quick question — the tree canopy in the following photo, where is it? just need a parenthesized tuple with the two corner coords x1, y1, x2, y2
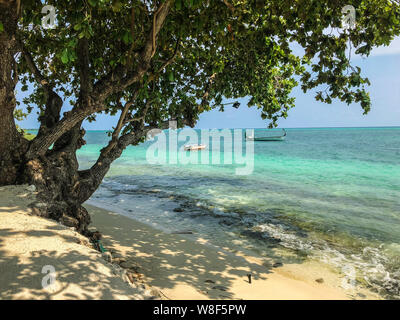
(17, 0, 400, 136)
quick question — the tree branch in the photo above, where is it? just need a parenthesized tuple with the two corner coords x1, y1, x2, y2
(222, 0, 235, 12)
(25, 104, 99, 159)
(100, 100, 135, 156)
(18, 40, 64, 138)
(76, 111, 194, 203)
(201, 73, 217, 106)
(77, 37, 92, 106)
(124, 99, 151, 124)
(91, 0, 173, 101)
(157, 35, 181, 73)
(18, 40, 49, 87)
(76, 128, 146, 202)
(25, 0, 173, 159)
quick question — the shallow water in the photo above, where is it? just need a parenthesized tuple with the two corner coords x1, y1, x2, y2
(79, 127, 400, 298)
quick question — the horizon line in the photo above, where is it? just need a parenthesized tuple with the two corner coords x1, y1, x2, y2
(24, 125, 400, 131)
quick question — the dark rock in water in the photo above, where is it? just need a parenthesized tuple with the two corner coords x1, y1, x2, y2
(263, 236, 281, 244)
(173, 207, 184, 212)
(296, 230, 308, 238)
(212, 285, 228, 291)
(315, 278, 324, 284)
(205, 279, 215, 284)
(171, 230, 193, 234)
(240, 230, 265, 240)
(273, 262, 283, 268)
(219, 218, 238, 226)
(180, 202, 192, 209)
(241, 230, 281, 244)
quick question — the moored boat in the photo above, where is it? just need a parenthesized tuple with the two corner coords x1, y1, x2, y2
(184, 144, 207, 151)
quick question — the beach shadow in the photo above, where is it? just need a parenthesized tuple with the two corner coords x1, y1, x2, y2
(0, 210, 139, 300)
(89, 207, 308, 300)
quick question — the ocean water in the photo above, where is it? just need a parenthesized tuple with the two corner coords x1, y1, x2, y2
(78, 127, 400, 298)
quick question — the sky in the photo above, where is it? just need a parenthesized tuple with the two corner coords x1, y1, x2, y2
(17, 37, 400, 130)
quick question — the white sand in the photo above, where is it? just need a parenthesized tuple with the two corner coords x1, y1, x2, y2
(87, 204, 381, 300)
(0, 185, 153, 300)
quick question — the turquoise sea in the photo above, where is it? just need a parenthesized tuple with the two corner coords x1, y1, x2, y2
(76, 127, 400, 298)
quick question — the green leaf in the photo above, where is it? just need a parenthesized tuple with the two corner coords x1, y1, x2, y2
(0, 22, 3, 33)
(61, 49, 69, 64)
(122, 31, 131, 45)
(112, 1, 122, 12)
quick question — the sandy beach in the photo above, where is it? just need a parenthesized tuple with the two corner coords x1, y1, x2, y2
(0, 185, 155, 300)
(88, 204, 382, 300)
(0, 185, 380, 300)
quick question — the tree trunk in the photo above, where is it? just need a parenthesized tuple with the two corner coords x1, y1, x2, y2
(24, 156, 92, 236)
(0, 2, 90, 235)
(0, 1, 27, 185)
(24, 122, 94, 236)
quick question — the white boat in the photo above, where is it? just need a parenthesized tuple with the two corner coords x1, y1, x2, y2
(184, 144, 206, 151)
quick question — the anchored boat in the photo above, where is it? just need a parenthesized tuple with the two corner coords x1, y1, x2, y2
(245, 128, 287, 141)
(184, 144, 207, 151)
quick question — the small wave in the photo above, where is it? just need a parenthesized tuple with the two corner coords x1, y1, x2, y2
(254, 223, 400, 298)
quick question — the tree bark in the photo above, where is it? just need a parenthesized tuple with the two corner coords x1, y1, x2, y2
(0, 1, 27, 185)
(77, 130, 144, 203)
(24, 122, 93, 235)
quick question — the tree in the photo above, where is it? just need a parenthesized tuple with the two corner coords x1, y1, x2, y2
(0, 0, 399, 235)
